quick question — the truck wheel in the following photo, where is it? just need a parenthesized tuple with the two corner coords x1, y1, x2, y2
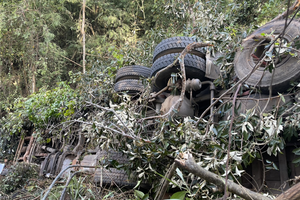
(153, 36, 206, 62)
(234, 20, 300, 94)
(115, 65, 151, 82)
(94, 150, 136, 187)
(151, 53, 207, 90)
(114, 79, 145, 95)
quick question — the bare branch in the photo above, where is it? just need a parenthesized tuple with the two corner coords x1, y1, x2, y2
(60, 55, 82, 68)
(224, 83, 242, 199)
(42, 165, 98, 200)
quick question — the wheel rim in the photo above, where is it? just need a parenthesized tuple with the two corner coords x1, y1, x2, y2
(250, 36, 292, 71)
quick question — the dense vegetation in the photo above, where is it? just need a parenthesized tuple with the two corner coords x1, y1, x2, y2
(1, 0, 300, 199)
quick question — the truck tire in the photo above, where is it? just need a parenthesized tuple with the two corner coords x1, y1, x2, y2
(153, 36, 206, 62)
(234, 20, 300, 94)
(114, 79, 145, 95)
(115, 65, 151, 82)
(92, 150, 135, 187)
(151, 53, 207, 90)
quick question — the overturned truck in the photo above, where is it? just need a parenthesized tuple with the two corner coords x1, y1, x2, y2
(113, 20, 300, 197)
(10, 19, 300, 199)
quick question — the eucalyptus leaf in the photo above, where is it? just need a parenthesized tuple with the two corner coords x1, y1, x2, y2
(170, 191, 187, 200)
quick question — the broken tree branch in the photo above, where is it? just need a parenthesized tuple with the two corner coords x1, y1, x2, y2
(270, 0, 300, 23)
(60, 171, 81, 200)
(175, 152, 271, 200)
(275, 182, 300, 200)
(176, 43, 212, 112)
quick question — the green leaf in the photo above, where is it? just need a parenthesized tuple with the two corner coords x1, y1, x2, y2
(141, 193, 149, 200)
(278, 93, 285, 103)
(102, 191, 114, 199)
(176, 168, 184, 182)
(273, 162, 279, 170)
(133, 180, 141, 189)
(292, 157, 300, 164)
(26, 185, 35, 191)
(170, 191, 187, 200)
(134, 190, 145, 199)
(293, 147, 300, 155)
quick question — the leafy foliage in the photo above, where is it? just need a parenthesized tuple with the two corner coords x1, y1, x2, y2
(0, 82, 79, 159)
(0, 0, 69, 106)
(0, 163, 39, 194)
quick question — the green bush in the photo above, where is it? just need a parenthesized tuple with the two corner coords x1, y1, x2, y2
(0, 163, 39, 194)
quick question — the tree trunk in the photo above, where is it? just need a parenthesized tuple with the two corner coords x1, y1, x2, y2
(175, 152, 271, 200)
(32, 64, 36, 93)
(82, 0, 86, 74)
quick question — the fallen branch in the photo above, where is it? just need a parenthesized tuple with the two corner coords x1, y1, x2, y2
(175, 152, 271, 200)
(176, 42, 212, 113)
(270, 0, 300, 23)
(275, 182, 300, 200)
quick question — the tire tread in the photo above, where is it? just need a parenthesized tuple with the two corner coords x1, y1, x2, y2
(115, 65, 151, 82)
(153, 36, 206, 62)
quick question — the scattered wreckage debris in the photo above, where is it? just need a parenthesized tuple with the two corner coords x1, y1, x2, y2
(11, 136, 138, 188)
(40, 148, 136, 187)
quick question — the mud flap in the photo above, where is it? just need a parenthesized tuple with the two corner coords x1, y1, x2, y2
(205, 49, 220, 80)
